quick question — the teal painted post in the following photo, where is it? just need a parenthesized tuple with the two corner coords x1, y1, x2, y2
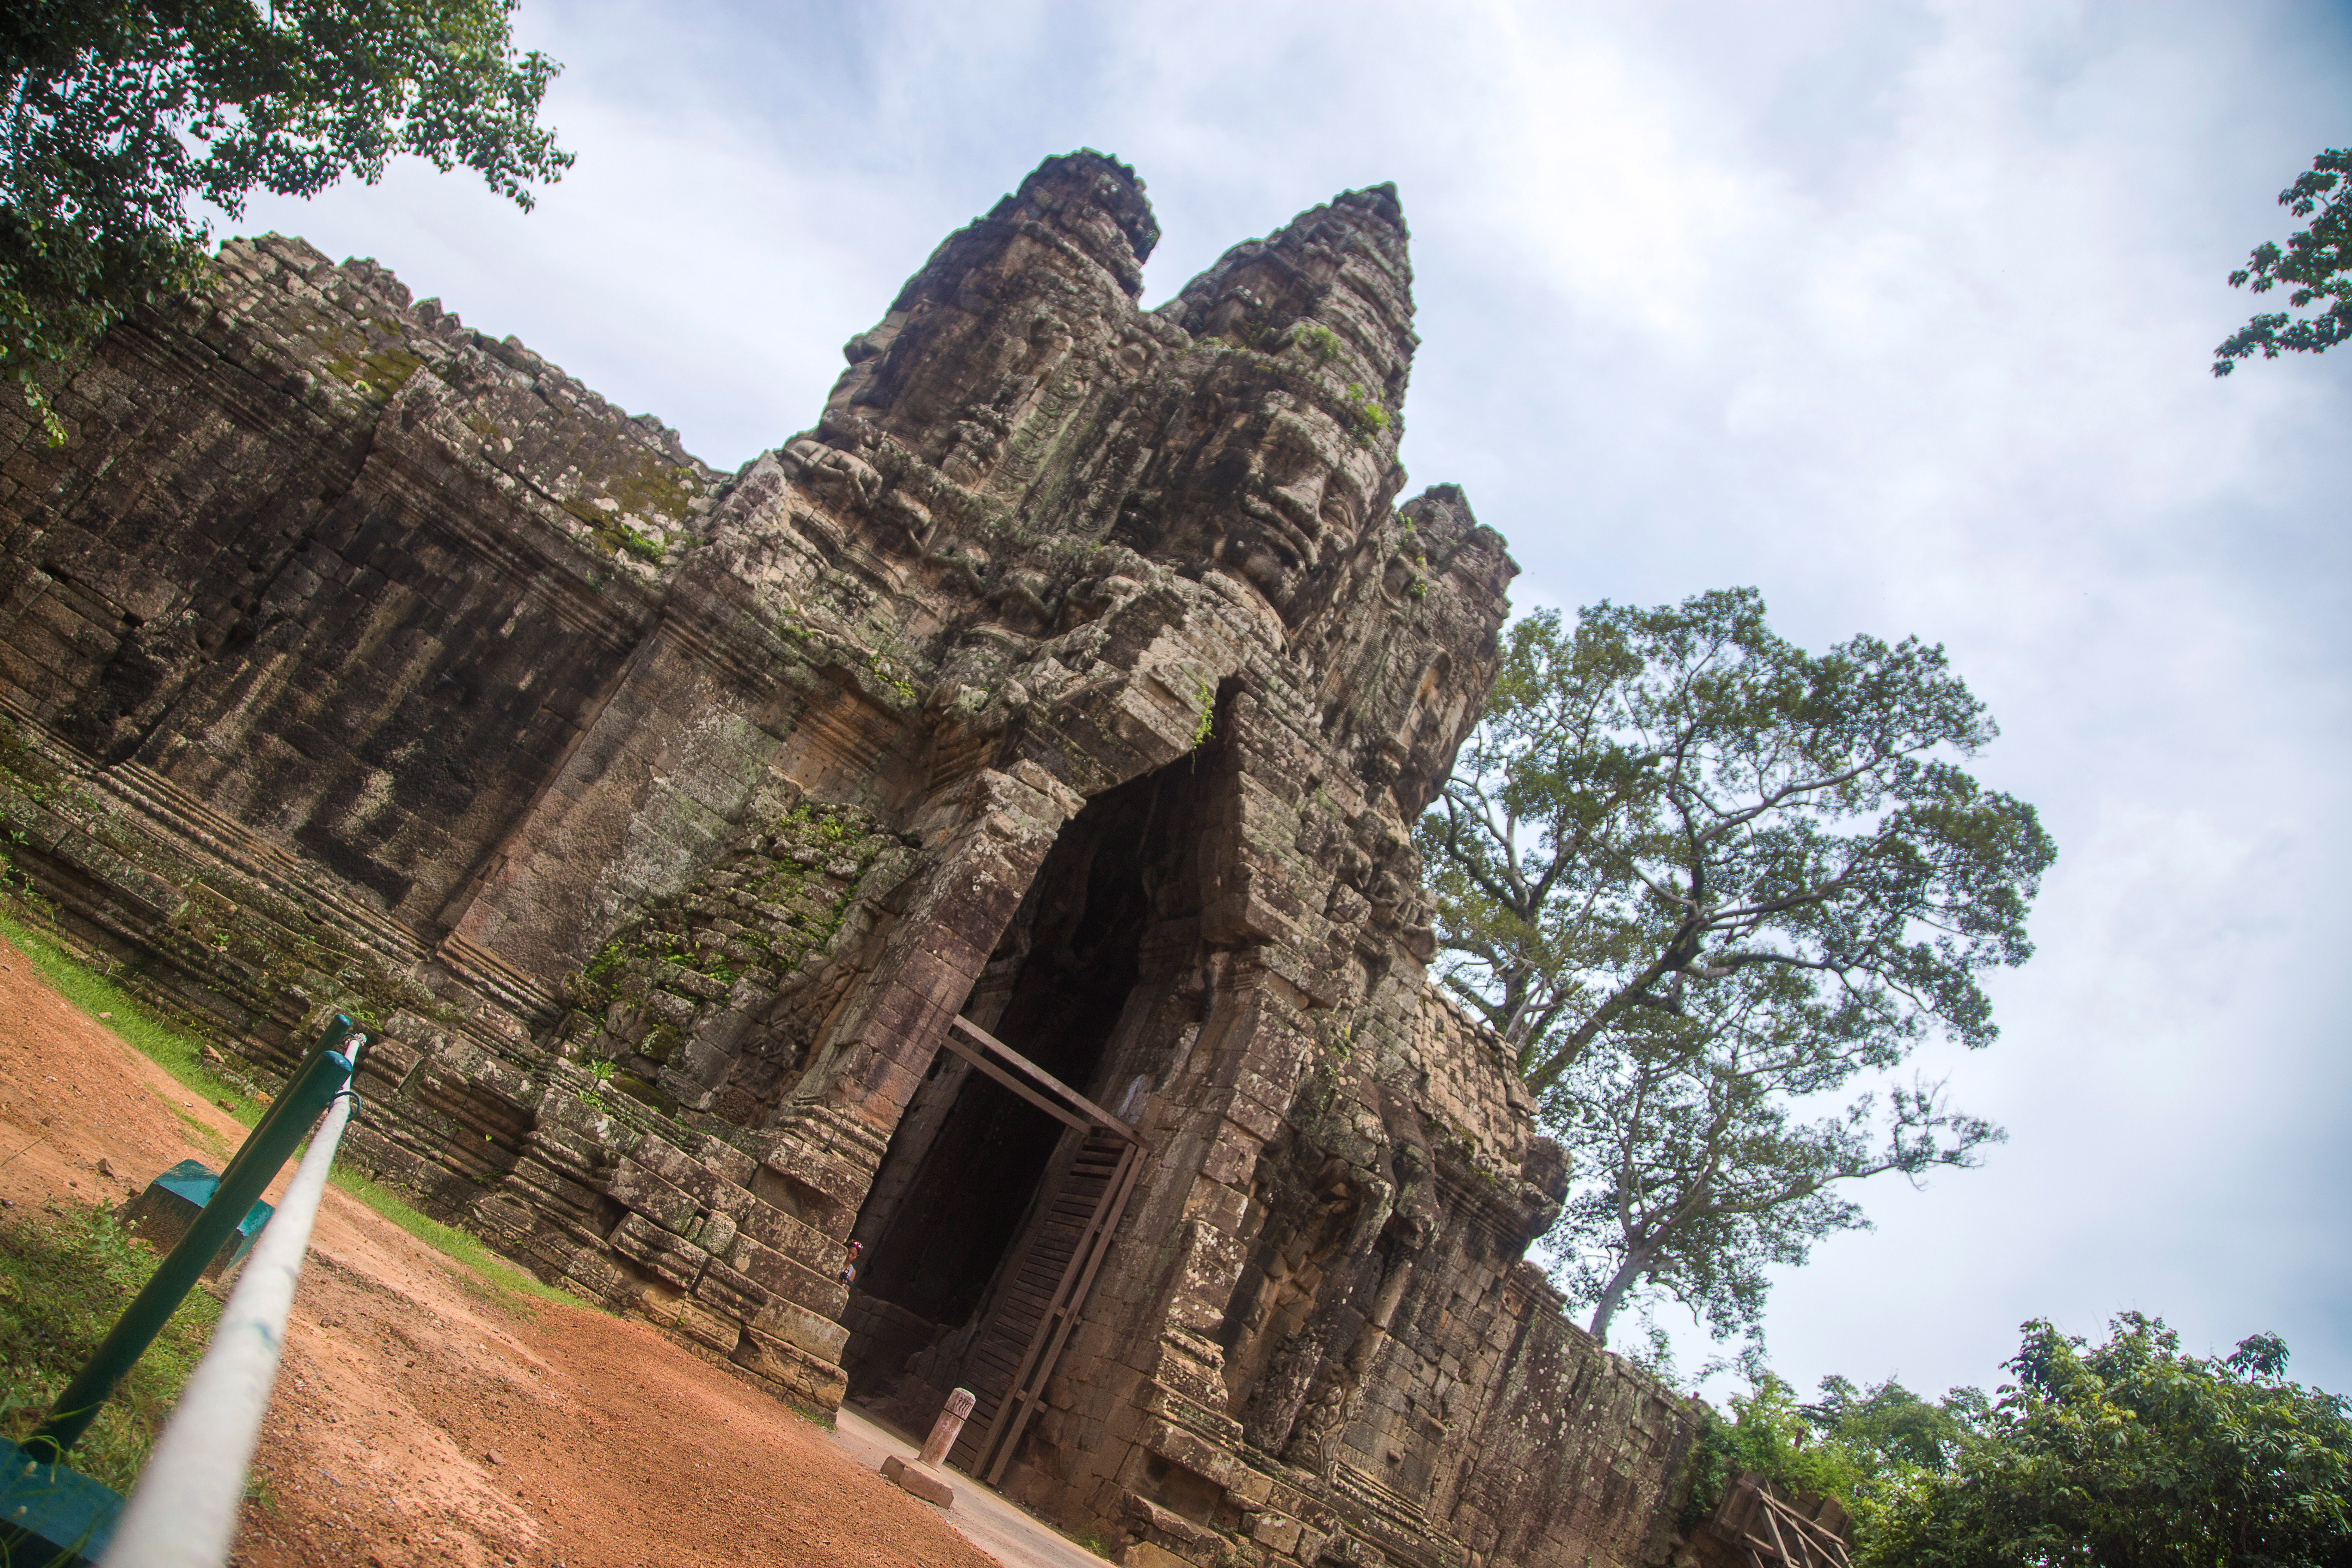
(18, 1019, 359, 1464)
(214, 1014, 355, 1194)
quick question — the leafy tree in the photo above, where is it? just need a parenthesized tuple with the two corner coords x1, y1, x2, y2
(1547, 1019, 2006, 1345)
(0, 0, 572, 438)
(1687, 1373, 1870, 1521)
(1803, 1375, 1978, 1479)
(1861, 1315, 2352, 1568)
(1418, 588, 2053, 1344)
(2214, 148, 2350, 377)
(1678, 1365, 1989, 1538)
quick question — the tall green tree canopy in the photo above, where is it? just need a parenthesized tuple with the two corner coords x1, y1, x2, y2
(1861, 1316, 2352, 1568)
(2214, 147, 2350, 376)
(1418, 589, 2053, 1344)
(1675, 1369, 1981, 1536)
(0, 0, 572, 435)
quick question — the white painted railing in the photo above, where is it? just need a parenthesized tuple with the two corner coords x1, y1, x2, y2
(100, 1063, 363, 1568)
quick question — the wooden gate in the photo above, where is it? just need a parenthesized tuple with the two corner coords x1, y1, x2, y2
(1701, 1475, 1853, 1568)
(934, 1014, 1145, 1486)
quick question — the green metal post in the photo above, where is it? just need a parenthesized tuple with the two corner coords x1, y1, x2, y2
(213, 1013, 355, 1194)
(18, 1024, 358, 1464)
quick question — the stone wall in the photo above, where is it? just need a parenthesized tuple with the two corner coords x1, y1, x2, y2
(0, 236, 712, 941)
(0, 151, 1704, 1566)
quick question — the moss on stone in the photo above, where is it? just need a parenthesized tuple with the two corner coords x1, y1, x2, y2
(310, 322, 425, 403)
(602, 450, 703, 524)
(561, 799, 903, 1080)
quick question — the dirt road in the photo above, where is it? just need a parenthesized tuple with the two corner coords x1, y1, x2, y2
(0, 933, 1002, 1568)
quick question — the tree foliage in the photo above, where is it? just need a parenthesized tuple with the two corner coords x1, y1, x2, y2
(1677, 1368, 1985, 1540)
(2214, 147, 2350, 377)
(1547, 1017, 2007, 1344)
(0, 0, 572, 436)
(1681, 1373, 1875, 1529)
(1861, 1316, 2352, 1568)
(1804, 1374, 1980, 1480)
(1418, 588, 2053, 1344)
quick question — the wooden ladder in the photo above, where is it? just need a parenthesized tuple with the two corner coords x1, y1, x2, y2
(935, 1015, 1145, 1486)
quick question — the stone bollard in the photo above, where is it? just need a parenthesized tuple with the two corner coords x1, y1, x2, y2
(880, 1387, 975, 1507)
(921, 1387, 976, 1467)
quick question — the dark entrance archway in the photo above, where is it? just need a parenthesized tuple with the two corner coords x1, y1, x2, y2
(838, 748, 1216, 1473)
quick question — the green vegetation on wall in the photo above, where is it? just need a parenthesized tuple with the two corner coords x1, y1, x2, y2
(568, 799, 910, 1110)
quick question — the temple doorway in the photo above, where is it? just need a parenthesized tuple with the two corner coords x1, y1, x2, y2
(839, 751, 1212, 1474)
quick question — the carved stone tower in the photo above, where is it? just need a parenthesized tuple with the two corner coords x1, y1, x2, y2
(0, 152, 1700, 1567)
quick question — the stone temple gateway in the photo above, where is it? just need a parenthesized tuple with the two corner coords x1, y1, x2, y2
(0, 153, 1708, 1565)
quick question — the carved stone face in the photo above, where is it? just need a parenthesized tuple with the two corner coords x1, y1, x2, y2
(1153, 385, 1384, 627)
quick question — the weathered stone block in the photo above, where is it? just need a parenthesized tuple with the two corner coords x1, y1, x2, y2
(608, 1211, 708, 1292)
(725, 1228, 848, 1317)
(879, 1453, 954, 1506)
(1250, 1512, 1304, 1556)
(734, 1189, 848, 1277)
(639, 1284, 742, 1354)
(691, 1132, 758, 1188)
(746, 1285, 851, 1360)
(735, 1326, 848, 1408)
(1120, 1544, 1194, 1568)
(354, 1034, 421, 1088)
(605, 1159, 699, 1235)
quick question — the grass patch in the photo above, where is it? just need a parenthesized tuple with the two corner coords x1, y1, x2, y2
(0, 1199, 220, 1493)
(0, 906, 266, 1130)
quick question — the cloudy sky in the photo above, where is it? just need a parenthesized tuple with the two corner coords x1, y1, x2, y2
(232, 0, 2352, 1402)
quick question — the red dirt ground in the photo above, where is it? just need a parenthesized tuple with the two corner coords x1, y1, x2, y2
(0, 933, 1000, 1568)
